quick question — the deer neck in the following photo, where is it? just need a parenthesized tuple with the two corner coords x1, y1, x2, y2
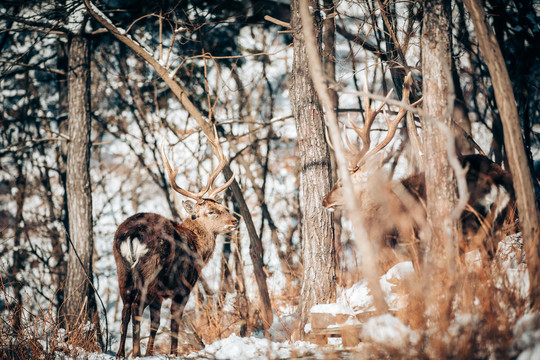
(181, 217, 216, 263)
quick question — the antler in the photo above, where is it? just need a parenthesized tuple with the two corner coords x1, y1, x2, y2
(343, 73, 421, 170)
(161, 126, 235, 202)
(345, 83, 394, 168)
(205, 126, 236, 199)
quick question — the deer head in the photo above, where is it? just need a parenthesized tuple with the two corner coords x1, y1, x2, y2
(323, 73, 420, 210)
(160, 126, 238, 230)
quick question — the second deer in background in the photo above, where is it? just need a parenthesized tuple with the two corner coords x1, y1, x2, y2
(323, 76, 517, 272)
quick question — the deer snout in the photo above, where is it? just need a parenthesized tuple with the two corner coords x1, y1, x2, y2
(322, 197, 335, 211)
(225, 218, 239, 231)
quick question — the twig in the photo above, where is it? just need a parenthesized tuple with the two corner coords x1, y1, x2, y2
(264, 15, 291, 28)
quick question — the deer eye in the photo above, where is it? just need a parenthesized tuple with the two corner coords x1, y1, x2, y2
(207, 210, 215, 215)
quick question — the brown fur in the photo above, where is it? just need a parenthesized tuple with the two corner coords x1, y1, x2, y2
(114, 200, 238, 357)
(323, 154, 517, 272)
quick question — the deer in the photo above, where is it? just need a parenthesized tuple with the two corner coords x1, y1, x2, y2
(113, 128, 239, 358)
(323, 75, 517, 272)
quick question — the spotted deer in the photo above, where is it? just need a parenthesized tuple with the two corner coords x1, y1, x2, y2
(323, 75, 516, 272)
(114, 128, 239, 357)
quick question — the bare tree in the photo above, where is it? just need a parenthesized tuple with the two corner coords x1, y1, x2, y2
(421, 0, 460, 263)
(419, 0, 460, 337)
(60, 30, 102, 347)
(290, 0, 336, 337)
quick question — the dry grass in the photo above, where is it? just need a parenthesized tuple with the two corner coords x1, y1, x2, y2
(337, 207, 528, 358)
(0, 279, 102, 359)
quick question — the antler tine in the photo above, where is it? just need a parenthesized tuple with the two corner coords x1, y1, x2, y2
(206, 169, 236, 199)
(361, 74, 414, 163)
(325, 119, 364, 171)
(201, 125, 235, 199)
(345, 116, 369, 168)
(347, 88, 394, 168)
(161, 140, 204, 202)
(355, 88, 394, 149)
(367, 88, 394, 128)
(362, 108, 404, 161)
(324, 127, 335, 152)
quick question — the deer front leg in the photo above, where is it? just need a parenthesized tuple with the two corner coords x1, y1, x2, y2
(146, 301, 162, 356)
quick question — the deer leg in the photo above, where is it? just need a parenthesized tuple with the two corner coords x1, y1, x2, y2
(131, 300, 143, 357)
(117, 303, 131, 358)
(146, 301, 162, 356)
(169, 300, 186, 356)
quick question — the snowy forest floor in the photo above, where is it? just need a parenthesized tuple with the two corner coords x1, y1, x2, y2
(2, 234, 540, 360)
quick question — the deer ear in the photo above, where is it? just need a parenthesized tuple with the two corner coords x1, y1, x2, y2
(183, 200, 198, 217)
(213, 195, 223, 204)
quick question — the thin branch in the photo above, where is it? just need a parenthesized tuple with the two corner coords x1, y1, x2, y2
(0, 61, 65, 75)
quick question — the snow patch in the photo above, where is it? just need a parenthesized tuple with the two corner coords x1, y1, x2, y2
(186, 333, 319, 360)
(311, 303, 355, 316)
(361, 314, 419, 349)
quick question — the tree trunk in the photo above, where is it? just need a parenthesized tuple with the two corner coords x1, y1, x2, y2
(290, 0, 336, 338)
(463, 0, 540, 309)
(10, 159, 26, 335)
(421, 0, 460, 263)
(55, 36, 69, 321)
(323, 0, 343, 283)
(61, 34, 102, 347)
(420, 0, 460, 339)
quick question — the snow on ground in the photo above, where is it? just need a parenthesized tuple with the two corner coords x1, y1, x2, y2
(58, 334, 323, 360)
(336, 260, 415, 314)
(360, 314, 419, 350)
(513, 312, 540, 360)
(186, 334, 320, 360)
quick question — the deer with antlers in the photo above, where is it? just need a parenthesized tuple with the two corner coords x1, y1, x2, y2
(323, 74, 516, 272)
(113, 128, 238, 357)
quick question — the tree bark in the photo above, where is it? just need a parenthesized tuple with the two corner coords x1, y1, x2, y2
(463, 0, 540, 309)
(421, 0, 460, 263)
(10, 159, 26, 335)
(323, 0, 343, 282)
(290, 0, 336, 338)
(61, 34, 101, 346)
(55, 35, 69, 322)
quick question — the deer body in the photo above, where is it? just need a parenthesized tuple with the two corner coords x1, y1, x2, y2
(322, 74, 517, 271)
(323, 154, 517, 272)
(114, 203, 238, 357)
(114, 127, 238, 357)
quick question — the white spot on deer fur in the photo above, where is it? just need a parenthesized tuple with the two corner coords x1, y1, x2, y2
(478, 184, 499, 212)
(120, 237, 148, 269)
(493, 185, 511, 220)
(478, 184, 510, 220)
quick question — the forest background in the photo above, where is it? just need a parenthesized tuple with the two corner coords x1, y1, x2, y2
(1, 0, 539, 358)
